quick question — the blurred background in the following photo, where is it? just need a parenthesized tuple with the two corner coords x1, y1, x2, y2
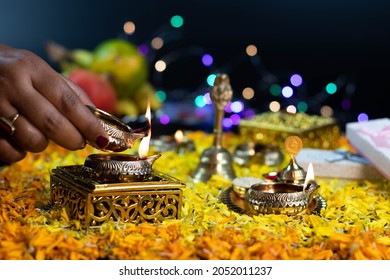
(2, 0, 389, 134)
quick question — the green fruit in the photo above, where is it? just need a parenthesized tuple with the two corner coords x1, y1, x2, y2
(132, 82, 161, 113)
(90, 39, 148, 98)
(70, 49, 93, 68)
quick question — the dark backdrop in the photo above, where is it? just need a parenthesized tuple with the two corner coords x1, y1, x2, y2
(2, 0, 389, 128)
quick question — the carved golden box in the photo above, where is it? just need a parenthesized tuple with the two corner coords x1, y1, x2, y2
(239, 111, 340, 150)
(50, 165, 185, 228)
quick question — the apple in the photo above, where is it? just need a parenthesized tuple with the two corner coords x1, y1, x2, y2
(90, 39, 148, 98)
(68, 69, 117, 114)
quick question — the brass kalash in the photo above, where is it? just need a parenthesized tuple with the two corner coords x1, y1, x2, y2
(50, 105, 185, 228)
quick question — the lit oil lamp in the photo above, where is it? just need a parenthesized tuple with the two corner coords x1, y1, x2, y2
(233, 142, 284, 166)
(86, 105, 147, 152)
(174, 130, 195, 154)
(220, 136, 326, 216)
(246, 163, 320, 215)
(82, 100, 161, 182)
(150, 135, 177, 153)
(50, 101, 185, 228)
(150, 130, 195, 154)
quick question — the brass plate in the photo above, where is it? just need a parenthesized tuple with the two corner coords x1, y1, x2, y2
(220, 186, 326, 216)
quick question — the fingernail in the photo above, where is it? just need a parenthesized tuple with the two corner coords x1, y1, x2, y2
(96, 135, 109, 148)
(79, 140, 87, 150)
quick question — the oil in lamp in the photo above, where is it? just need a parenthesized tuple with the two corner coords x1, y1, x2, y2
(50, 103, 186, 228)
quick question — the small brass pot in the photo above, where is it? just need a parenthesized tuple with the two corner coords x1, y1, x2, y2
(246, 181, 319, 215)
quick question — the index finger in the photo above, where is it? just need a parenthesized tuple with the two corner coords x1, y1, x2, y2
(30, 65, 110, 149)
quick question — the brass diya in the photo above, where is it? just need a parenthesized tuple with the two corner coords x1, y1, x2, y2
(220, 135, 327, 216)
(86, 105, 147, 152)
(232, 176, 264, 198)
(246, 135, 320, 215)
(50, 105, 185, 228)
(233, 142, 284, 166)
(246, 181, 320, 215)
(82, 153, 161, 183)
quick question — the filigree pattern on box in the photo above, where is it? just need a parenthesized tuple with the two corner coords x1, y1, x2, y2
(50, 165, 185, 228)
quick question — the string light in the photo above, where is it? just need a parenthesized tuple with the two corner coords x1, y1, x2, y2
(281, 86, 293, 98)
(320, 105, 333, 117)
(120, 15, 365, 128)
(155, 60, 166, 72)
(286, 105, 297, 114)
(358, 113, 369, 122)
(269, 101, 281, 112)
(290, 74, 303, 87)
(326, 82, 337, 94)
(123, 21, 136, 35)
(156, 90, 167, 102)
(206, 74, 216, 86)
(151, 37, 164, 49)
(201, 54, 213, 66)
(170, 15, 184, 28)
(242, 87, 255, 100)
(159, 114, 170, 125)
(269, 84, 281, 96)
(297, 101, 308, 112)
(246, 44, 258, 56)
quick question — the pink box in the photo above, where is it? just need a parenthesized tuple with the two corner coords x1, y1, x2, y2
(346, 118, 390, 180)
(296, 148, 383, 180)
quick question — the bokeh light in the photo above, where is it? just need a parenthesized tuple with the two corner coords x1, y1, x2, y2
(170, 15, 184, 28)
(151, 37, 164, 50)
(341, 98, 351, 110)
(326, 83, 337, 94)
(225, 102, 232, 113)
(195, 95, 206, 107)
(320, 105, 333, 117)
(230, 114, 241, 125)
(231, 101, 244, 113)
(155, 90, 167, 102)
(269, 84, 281, 96)
(244, 109, 256, 120)
(246, 44, 258, 56)
(137, 44, 149, 56)
(290, 74, 303, 87)
(203, 92, 212, 105)
(207, 74, 216, 86)
(358, 113, 369, 122)
(297, 101, 308, 112)
(286, 105, 297, 114)
(281, 86, 293, 98)
(123, 21, 136, 35)
(269, 101, 281, 112)
(242, 87, 255, 100)
(201, 54, 213, 66)
(222, 117, 233, 129)
(155, 60, 166, 72)
(244, 109, 256, 119)
(159, 114, 170, 125)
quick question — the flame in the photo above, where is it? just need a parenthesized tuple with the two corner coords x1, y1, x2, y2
(264, 186, 275, 193)
(138, 99, 151, 159)
(303, 162, 315, 191)
(174, 130, 184, 143)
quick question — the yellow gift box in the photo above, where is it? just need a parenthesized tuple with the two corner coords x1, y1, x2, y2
(239, 111, 340, 149)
